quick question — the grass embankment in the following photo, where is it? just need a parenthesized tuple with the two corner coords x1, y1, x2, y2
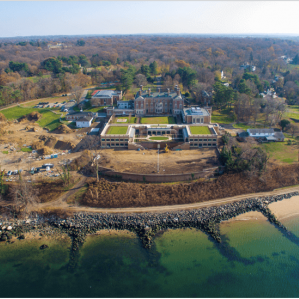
(106, 126, 128, 135)
(21, 147, 32, 152)
(140, 116, 176, 124)
(77, 164, 299, 208)
(190, 126, 211, 135)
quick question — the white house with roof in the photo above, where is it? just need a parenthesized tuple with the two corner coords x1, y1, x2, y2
(247, 128, 284, 142)
(76, 116, 93, 128)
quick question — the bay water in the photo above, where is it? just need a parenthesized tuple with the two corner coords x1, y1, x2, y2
(1, 213, 299, 297)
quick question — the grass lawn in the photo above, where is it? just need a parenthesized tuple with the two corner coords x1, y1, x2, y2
(261, 142, 298, 163)
(2, 151, 8, 154)
(36, 111, 61, 131)
(149, 136, 169, 140)
(190, 126, 211, 135)
(21, 147, 32, 152)
(113, 116, 137, 124)
(1, 106, 50, 119)
(106, 126, 128, 135)
(140, 116, 176, 124)
(211, 109, 234, 124)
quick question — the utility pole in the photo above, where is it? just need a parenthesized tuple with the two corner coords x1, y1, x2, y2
(157, 144, 160, 173)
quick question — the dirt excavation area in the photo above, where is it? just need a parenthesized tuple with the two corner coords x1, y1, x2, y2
(0, 119, 87, 181)
(99, 148, 220, 174)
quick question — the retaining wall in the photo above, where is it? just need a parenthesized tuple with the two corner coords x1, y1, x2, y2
(98, 166, 218, 183)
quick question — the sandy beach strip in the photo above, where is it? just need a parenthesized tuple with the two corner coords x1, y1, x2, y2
(268, 195, 299, 220)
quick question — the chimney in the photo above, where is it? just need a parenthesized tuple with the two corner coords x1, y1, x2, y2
(176, 88, 180, 96)
(148, 88, 151, 96)
(140, 85, 143, 91)
(167, 88, 170, 96)
(158, 88, 160, 93)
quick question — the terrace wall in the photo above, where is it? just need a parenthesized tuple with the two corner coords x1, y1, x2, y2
(98, 166, 218, 183)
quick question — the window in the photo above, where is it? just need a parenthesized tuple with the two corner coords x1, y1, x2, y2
(213, 139, 216, 141)
(101, 139, 105, 141)
(106, 139, 110, 141)
(120, 139, 123, 141)
(120, 143, 124, 146)
(199, 139, 202, 141)
(115, 139, 119, 141)
(111, 139, 114, 141)
(208, 139, 212, 141)
(198, 144, 202, 147)
(116, 143, 119, 146)
(111, 143, 115, 146)
(203, 143, 207, 147)
(190, 139, 193, 141)
(203, 139, 207, 141)
(208, 144, 211, 147)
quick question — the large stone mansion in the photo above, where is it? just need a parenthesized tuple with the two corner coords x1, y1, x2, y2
(94, 86, 211, 124)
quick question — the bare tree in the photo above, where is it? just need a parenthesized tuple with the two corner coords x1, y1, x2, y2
(134, 74, 147, 87)
(9, 175, 39, 215)
(288, 123, 299, 138)
(72, 86, 83, 105)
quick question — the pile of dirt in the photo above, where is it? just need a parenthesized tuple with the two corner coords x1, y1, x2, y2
(19, 111, 42, 122)
(27, 111, 42, 121)
(54, 140, 76, 150)
(31, 135, 76, 152)
(31, 140, 44, 150)
(56, 124, 73, 134)
(0, 113, 6, 122)
(42, 136, 58, 148)
(69, 150, 92, 170)
(39, 146, 53, 155)
(80, 164, 299, 208)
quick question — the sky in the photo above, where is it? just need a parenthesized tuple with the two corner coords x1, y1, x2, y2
(0, 1, 299, 38)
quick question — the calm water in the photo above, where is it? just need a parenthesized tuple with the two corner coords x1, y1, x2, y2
(1, 214, 299, 297)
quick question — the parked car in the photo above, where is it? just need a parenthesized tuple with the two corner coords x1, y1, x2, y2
(7, 171, 12, 176)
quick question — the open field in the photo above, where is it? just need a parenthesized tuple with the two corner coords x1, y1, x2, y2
(190, 126, 211, 135)
(261, 142, 298, 164)
(140, 116, 176, 124)
(99, 148, 220, 174)
(106, 126, 128, 135)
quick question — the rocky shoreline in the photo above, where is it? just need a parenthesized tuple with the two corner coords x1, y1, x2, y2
(0, 191, 298, 269)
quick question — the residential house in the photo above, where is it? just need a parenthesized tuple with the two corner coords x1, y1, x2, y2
(65, 112, 94, 121)
(76, 116, 93, 128)
(247, 128, 284, 142)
